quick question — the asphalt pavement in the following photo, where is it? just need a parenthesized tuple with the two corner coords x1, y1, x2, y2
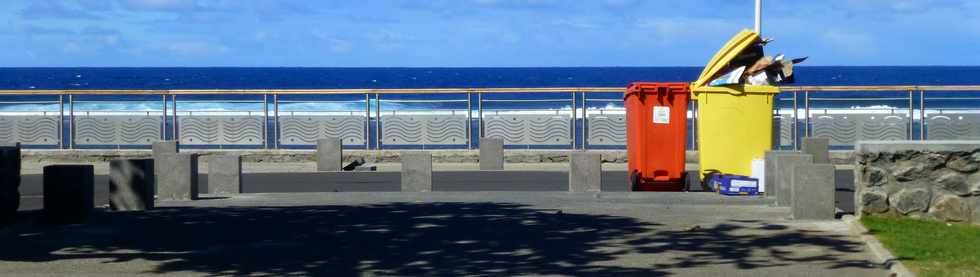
(1, 192, 887, 276)
(17, 168, 856, 213)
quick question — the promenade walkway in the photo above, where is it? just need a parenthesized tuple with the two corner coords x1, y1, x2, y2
(0, 192, 887, 276)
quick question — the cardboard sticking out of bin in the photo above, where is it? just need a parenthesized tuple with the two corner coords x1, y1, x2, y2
(703, 33, 807, 87)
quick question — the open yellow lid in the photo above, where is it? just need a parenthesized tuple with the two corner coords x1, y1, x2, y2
(691, 29, 780, 95)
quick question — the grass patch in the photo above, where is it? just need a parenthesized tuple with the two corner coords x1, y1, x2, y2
(861, 216, 980, 277)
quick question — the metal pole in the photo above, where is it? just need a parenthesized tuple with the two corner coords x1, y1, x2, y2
(58, 94, 64, 149)
(467, 92, 473, 149)
(804, 90, 810, 138)
(570, 91, 576, 150)
(161, 94, 167, 140)
(68, 94, 74, 149)
(582, 91, 588, 150)
(365, 93, 370, 150)
(263, 94, 268, 149)
(172, 95, 178, 143)
(690, 98, 696, 150)
(908, 89, 914, 140)
(920, 90, 926, 140)
(375, 93, 380, 150)
(793, 91, 799, 150)
(478, 92, 484, 138)
(273, 94, 279, 149)
(755, 0, 762, 34)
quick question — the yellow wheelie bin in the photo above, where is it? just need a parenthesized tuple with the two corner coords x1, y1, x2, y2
(690, 29, 781, 180)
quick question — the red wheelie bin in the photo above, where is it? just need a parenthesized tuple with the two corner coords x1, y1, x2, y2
(624, 82, 690, 191)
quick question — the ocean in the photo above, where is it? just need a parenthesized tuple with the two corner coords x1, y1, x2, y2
(1, 66, 980, 112)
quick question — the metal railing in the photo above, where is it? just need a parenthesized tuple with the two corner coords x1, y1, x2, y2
(1, 85, 980, 150)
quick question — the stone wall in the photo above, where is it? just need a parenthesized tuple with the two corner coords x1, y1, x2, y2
(855, 141, 980, 225)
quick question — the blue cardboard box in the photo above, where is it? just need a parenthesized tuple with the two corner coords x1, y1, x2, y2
(708, 174, 760, 196)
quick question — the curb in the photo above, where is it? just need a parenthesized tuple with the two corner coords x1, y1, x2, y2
(842, 215, 916, 277)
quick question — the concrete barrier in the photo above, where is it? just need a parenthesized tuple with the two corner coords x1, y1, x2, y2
(1, 143, 21, 225)
(802, 137, 831, 164)
(152, 141, 179, 156)
(156, 154, 199, 200)
(774, 153, 813, 207)
(109, 159, 155, 211)
(317, 138, 343, 172)
(152, 141, 178, 195)
(401, 152, 432, 192)
(208, 155, 241, 194)
(764, 151, 795, 196)
(792, 164, 836, 220)
(479, 137, 504, 170)
(43, 165, 94, 223)
(569, 152, 601, 193)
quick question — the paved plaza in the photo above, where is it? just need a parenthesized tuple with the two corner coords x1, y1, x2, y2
(1, 192, 887, 276)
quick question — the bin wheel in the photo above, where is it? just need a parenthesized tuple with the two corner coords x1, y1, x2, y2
(629, 171, 641, 192)
(685, 171, 704, 192)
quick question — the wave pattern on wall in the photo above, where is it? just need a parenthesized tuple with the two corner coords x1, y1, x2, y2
(280, 115, 365, 146)
(812, 114, 908, 145)
(484, 115, 570, 145)
(587, 114, 625, 146)
(926, 114, 980, 140)
(75, 116, 160, 145)
(0, 116, 59, 145)
(382, 115, 466, 145)
(178, 116, 263, 145)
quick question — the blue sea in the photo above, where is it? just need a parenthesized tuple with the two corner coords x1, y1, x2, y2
(2, 66, 980, 112)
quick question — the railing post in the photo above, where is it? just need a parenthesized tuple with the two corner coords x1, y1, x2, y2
(690, 97, 696, 150)
(570, 90, 576, 150)
(375, 93, 381, 150)
(582, 91, 588, 150)
(161, 94, 167, 141)
(478, 92, 484, 139)
(172, 95, 178, 146)
(803, 90, 810, 138)
(58, 94, 64, 149)
(793, 90, 799, 150)
(273, 94, 279, 149)
(263, 93, 269, 149)
(365, 93, 371, 150)
(467, 91, 473, 150)
(908, 89, 914, 140)
(68, 94, 74, 149)
(919, 89, 926, 140)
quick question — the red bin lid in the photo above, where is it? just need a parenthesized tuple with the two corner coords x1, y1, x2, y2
(624, 82, 690, 99)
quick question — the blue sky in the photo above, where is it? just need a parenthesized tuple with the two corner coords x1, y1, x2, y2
(1, 0, 977, 67)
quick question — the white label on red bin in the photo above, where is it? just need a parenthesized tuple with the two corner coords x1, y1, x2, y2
(653, 106, 670, 124)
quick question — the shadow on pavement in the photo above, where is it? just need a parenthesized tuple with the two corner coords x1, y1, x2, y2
(628, 222, 879, 272)
(2, 203, 875, 276)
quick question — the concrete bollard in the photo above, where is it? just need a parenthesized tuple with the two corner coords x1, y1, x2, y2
(479, 137, 505, 170)
(156, 154, 199, 200)
(802, 137, 831, 164)
(317, 138, 343, 172)
(109, 159, 155, 211)
(791, 164, 837, 220)
(569, 152, 602, 193)
(208, 155, 242, 194)
(401, 152, 432, 192)
(152, 141, 179, 195)
(774, 153, 813, 207)
(764, 151, 795, 196)
(43, 165, 94, 223)
(1, 143, 21, 225)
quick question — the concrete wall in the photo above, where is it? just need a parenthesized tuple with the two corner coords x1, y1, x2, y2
(855, 141, 980, 225)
